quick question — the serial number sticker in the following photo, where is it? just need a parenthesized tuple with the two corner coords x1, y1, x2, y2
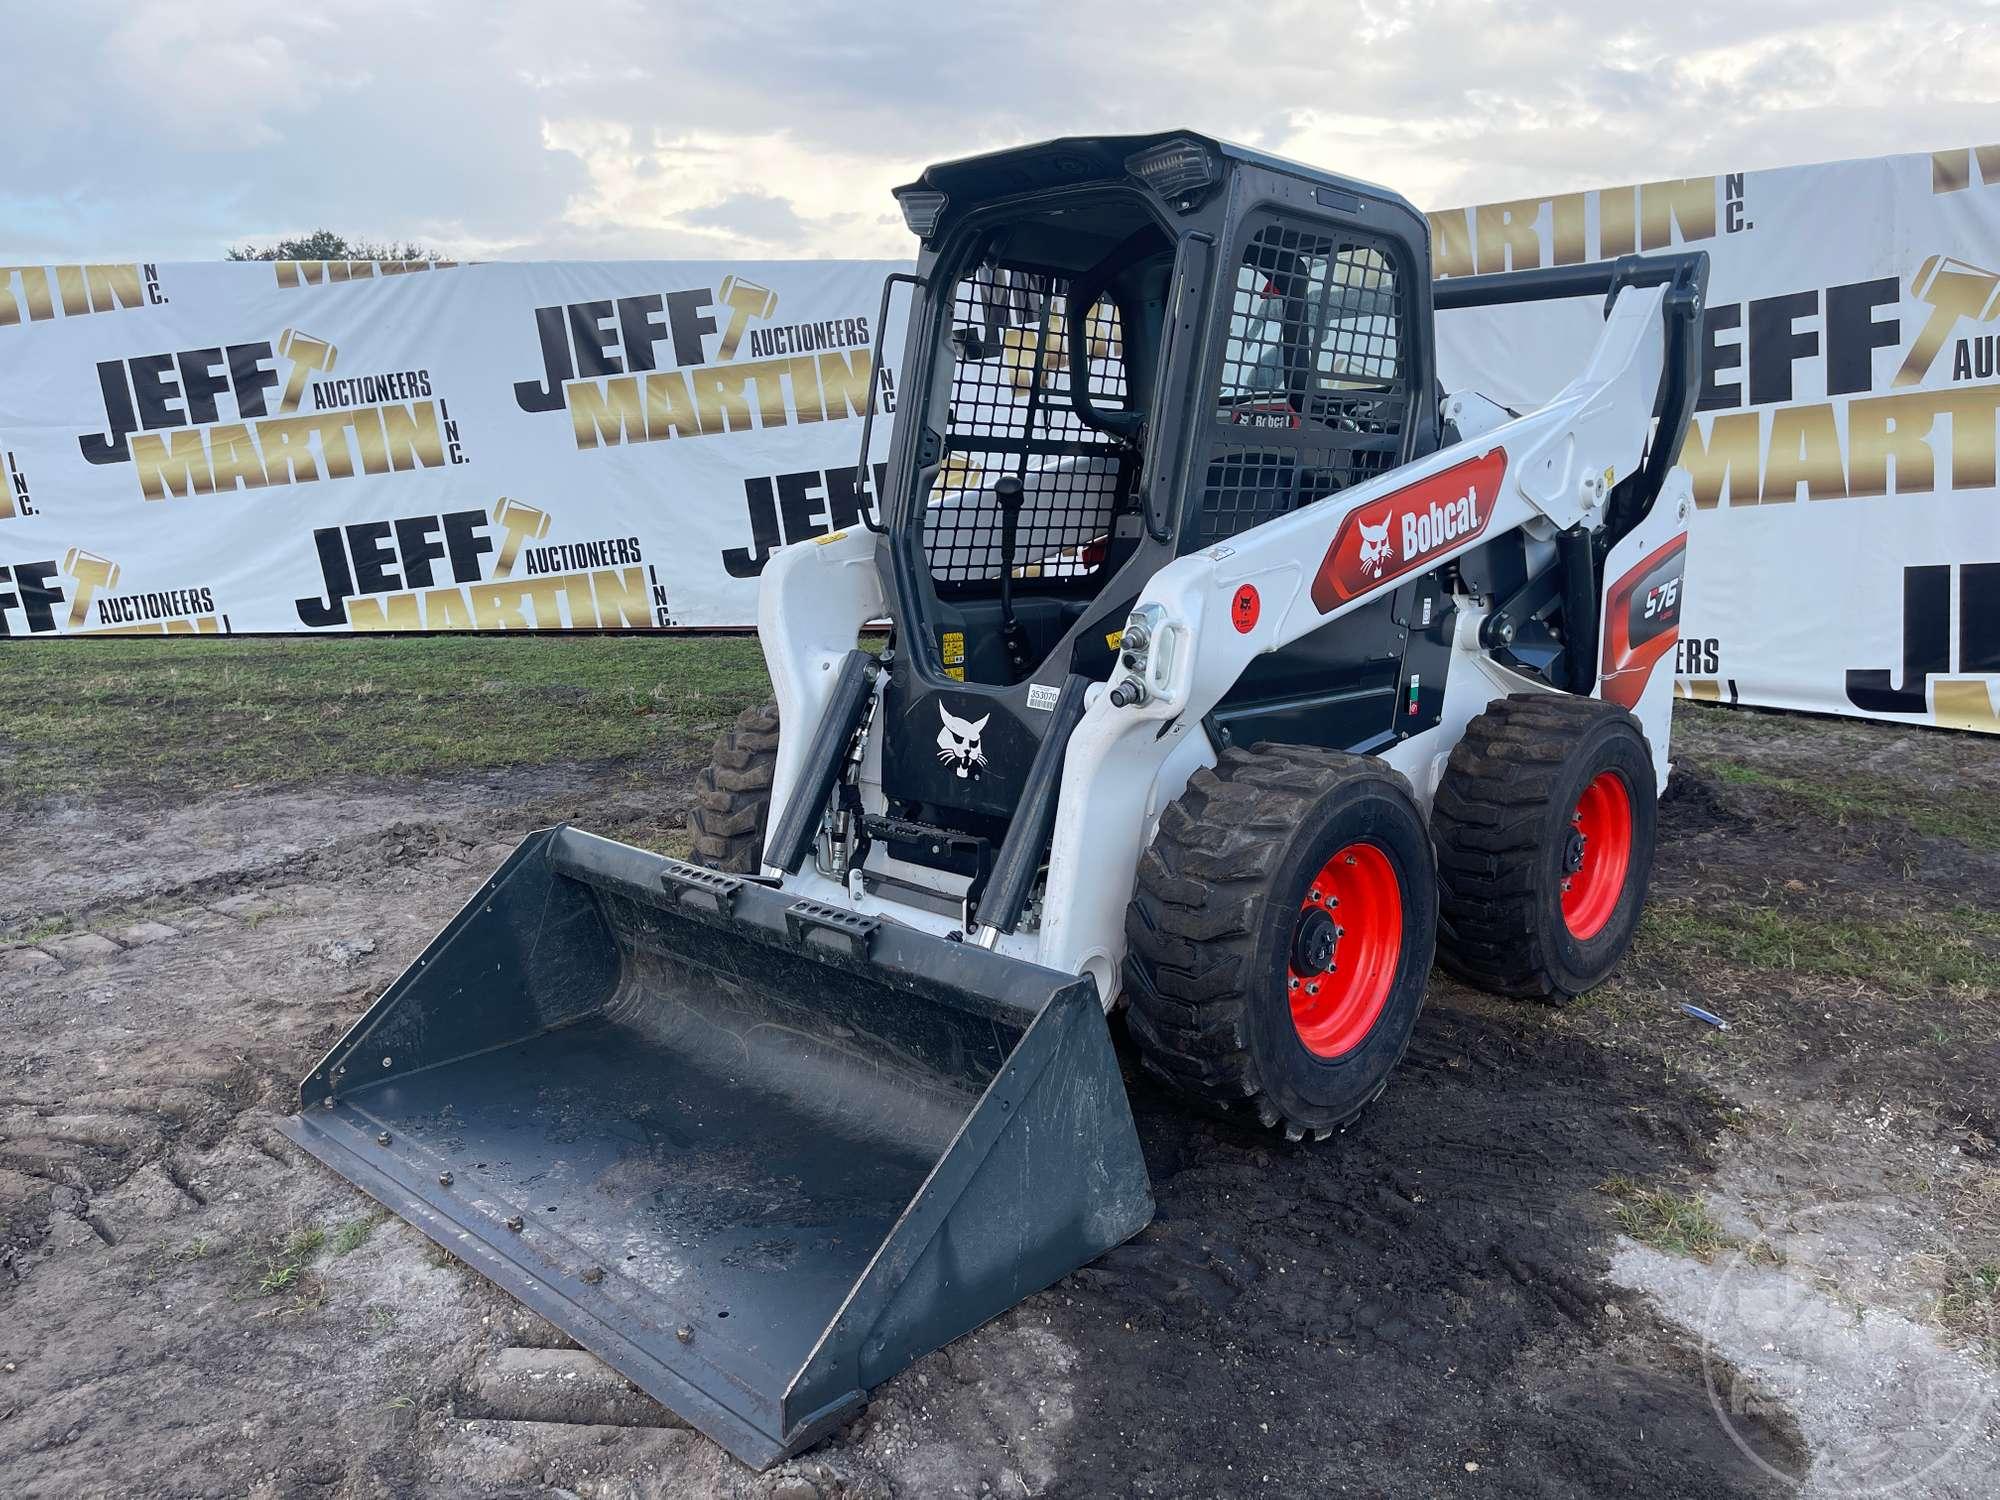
(1026, 682, 1060, 712)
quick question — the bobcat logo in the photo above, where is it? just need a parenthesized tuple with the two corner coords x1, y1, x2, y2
(936, 702, 990, 779)
(1358, 518, 1394, 578)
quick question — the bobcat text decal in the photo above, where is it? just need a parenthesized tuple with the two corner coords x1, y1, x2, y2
(1310, 449, 1506, 612)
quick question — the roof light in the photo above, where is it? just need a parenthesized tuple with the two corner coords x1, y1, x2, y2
(1126, 138, 1218, 207)
(895, 189, 948, 241)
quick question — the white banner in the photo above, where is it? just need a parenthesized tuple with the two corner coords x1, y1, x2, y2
(3, 143, 1995, 733)
(1432, 143, 2000, 733)
(0, 257, 907, 634)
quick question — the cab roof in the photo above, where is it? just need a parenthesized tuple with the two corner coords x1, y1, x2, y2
(897, 130, 1417, 220)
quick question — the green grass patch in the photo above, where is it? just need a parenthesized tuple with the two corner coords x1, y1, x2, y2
(1710, 760, 2000, 850)
(329, 1213, 387, 1256)
(1638, 900, 2000, 994)
(1600, 1177, 1740, 1260)
(0, 634, 773, 806)
(1940, 1262, 2000, 1361)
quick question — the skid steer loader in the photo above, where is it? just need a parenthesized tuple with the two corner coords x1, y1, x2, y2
(285, 132, 1707, 1468)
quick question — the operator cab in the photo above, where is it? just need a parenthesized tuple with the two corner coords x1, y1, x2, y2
(866, 133, 1446, 896)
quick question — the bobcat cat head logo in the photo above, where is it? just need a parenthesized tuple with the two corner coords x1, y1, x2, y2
(1358, 517, 1394, 578)
(936, 703, 990, 779)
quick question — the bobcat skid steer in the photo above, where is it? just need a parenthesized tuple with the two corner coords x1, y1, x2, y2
(285, 133, 1707, 1468)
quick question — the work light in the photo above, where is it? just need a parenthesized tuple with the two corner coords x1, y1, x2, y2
(895, 189, 949, 241)
(1125, 137, 1219, 207)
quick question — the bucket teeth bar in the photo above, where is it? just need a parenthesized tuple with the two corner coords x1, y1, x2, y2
(284, 825, 1152, 1470)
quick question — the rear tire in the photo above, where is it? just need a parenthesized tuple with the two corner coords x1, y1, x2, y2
(689, 702, 780, 873)
(1430, 693, 1656, 1000)
(1123, 744, 1438, 1140)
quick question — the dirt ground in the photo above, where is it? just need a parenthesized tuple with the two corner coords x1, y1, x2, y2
(2, 695, 1996, 1499)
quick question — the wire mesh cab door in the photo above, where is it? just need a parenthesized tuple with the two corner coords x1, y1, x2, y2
(1187, 181, 1442, 753)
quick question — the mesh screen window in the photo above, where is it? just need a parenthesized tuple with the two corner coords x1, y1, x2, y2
(922, 265, 1131, 589)
(1199, 222, 1409, 544)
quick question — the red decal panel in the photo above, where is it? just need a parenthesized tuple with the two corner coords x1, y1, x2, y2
(1600, 535, 1688, 709)
(1231, 583, 1261, 632)
(1311, 449, 1507, 613)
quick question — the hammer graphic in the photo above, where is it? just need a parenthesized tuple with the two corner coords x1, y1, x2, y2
(275, 328, 339, 414)
(63, 547, 120, 628)
(716, 275, 778, 362)
(491, 497, 552, 578)
(1895, 255, 2000, 387)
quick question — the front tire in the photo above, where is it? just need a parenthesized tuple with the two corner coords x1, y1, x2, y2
(1430, 693, 1657, 1000)
(1123, 744, 1438, 1140)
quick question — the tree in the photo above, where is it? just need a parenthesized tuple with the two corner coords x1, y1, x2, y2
(227, 230, 444, 262)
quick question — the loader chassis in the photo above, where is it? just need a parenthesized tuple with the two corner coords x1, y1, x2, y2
(289, 131, 1706, 1470)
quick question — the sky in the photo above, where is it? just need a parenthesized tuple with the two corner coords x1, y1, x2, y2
(4, 0, 1995, 263)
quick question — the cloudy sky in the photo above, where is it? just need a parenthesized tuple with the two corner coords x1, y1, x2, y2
(7, 1, 1995, 263)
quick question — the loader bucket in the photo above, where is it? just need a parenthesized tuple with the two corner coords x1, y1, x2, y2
(281, 826, 1153, 1470)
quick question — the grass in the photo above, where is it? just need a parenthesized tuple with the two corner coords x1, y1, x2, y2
(1638, 900, 2000, 995)
(1600, 1176, 1738, 1260)
(0, 634, 773, 806)
(250, 1225, 329, 1312)
(1940, 1262, 2000, 1361)
(329, 1213, 387, 1256)
(1709, 759, 2000, 850)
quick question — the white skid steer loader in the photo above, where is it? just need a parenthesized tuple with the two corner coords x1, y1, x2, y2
(286, 132, 1708, 1469)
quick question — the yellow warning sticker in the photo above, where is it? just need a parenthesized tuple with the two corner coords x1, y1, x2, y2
(1104, 628, 1124, 651)
(940, 630, 966, 680)
(945, 665, 966, 681)
(813, 530, 849, 545)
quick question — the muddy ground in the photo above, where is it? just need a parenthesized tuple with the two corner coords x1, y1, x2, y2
(2, 701, 1996, 1498)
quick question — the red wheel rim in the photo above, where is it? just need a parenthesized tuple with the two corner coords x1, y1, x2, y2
(1561, 770, 1633, 940)
(1288, 842, 1402, 1059)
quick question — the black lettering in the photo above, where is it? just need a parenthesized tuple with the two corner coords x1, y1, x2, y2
(1826, 278, 1899, 397)
(441, 508, 493, 583)
(130, 353, 184, 431)
(297, 529, 354, 625)
(228, 342, 280, 419)
(1846, 564, 1949, 714)
(347, 521, 400, 595)
(617, 294, 669, 372)
(6, 560, 64, 634)
(1747, 289, 1818, 406)
(722, 476, 783, 577)
(775, 468, 827, 544)
(1697, 303, 1743, 411)
(80, 359, 139, 463)
(177, 347, 230, 425)
(1963, 562, 2000, 673)
(666, 289, 717, 367)
(513, 305, 573, 413)
(393, 515, 448, 589)
(569, 300, 620, 378)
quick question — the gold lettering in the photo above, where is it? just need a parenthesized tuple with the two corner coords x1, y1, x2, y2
(470, 583, 531, 629)
(1762, 402, 1845, 502)
(642, 371, 702, 440)
(206, 424, 268, 493)
(690, 367, 753, 434)
(424, 587, 474, 630)
(1639, 177, 1716, 249)
(85, 264, 145, 313)
(1944, 383, 2000, 489)
(258, 416, 322, 484)
(347, 593, 423, 630)
(590, 568, 651, 628)
(1848, 392, 1938, 496)
(815, 349, 872, 421)
(381, 402, 445, 469)
(1599, 188, 1637, 258)
(1680, 410, 1761, 508)
(1474, 200, 1542, 274)
(1427, 211, 1475, 280)
(131, 430, 216, 501)
(1550, 193, 1589, 265)
(569, 376, 646, 449)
